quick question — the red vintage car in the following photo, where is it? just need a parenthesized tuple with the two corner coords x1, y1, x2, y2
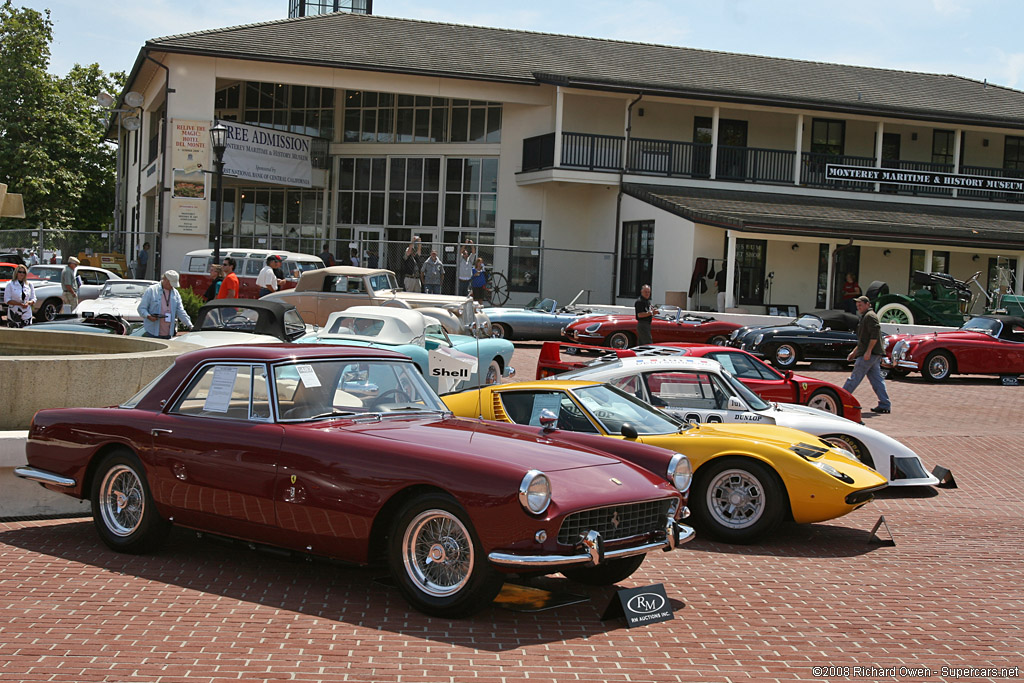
(15, 345, 693, 618)
(563, 309, 741, 349)
(537, 341, 862, 421)
(883, 314, 1024, 382)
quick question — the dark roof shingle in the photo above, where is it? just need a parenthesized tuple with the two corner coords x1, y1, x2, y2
(145, 13, 1024, 128)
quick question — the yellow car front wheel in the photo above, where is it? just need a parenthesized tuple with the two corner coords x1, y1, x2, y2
(692, 457, 786, 544)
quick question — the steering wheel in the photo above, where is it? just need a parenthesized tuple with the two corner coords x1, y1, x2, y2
(226, 314, 252, 325)
(370, 388, 412, 409)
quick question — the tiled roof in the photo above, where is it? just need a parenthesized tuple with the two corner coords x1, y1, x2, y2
(623, 184, 1024, 248)
(145, 13, 1024, 128)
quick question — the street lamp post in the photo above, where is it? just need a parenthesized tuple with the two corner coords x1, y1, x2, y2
(209, 121, 228, 263)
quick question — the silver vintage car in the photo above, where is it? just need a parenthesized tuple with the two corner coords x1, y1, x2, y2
(484, 290, 631, 340)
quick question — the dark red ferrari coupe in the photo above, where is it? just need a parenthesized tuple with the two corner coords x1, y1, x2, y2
(15, 345, 694, 618)
(883, 314, 1024, 382)
(537, 341, 861, 421)
(562, 310, 741, 349)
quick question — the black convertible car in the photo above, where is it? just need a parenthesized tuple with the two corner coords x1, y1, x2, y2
(727, 310, 862, 368)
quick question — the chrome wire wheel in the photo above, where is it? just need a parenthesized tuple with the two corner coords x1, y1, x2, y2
(926, 352, 951, 381)
(98, 464, 145, 538)
(706, 468, 766, 529)
(402, 509, 474, 598)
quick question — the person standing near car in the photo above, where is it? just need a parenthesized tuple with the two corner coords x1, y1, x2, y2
(137, 242, 150, 279)
(843, 295, 891, 414)
(457, 240, 475, 297)
(202, 263, 223, 302)
(216, 257, 240, 299)
(319, 243, 336, 267)
(256, 254, 285, 297)
(60, 256, 80, 313)
(634, 284, 658, 346)
(4, 265, 36, 328)
(402, 237, 423, 292)
(422, 250, 443, 294)
(138, 270, 192, 339)
(471, 257, 488, 302)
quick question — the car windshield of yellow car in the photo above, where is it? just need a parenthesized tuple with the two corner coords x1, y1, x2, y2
(572, 384, 683, 435)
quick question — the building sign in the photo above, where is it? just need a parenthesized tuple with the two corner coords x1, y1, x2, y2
(217, 119, 313, 188)
(826, 164, 1024, 193)
(169, 119, 210, 235)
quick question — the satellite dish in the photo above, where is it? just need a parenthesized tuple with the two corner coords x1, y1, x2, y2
(121, 115, 141, 131)
(124, 91, 144, 108)
(95, 92, 114, 108)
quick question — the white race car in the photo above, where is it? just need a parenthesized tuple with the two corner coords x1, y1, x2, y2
(554, 355, 939, 487)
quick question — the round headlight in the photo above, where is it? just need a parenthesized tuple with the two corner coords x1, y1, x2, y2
(667, 453, 692, 493)
(585, 322, 602, 333)
(519, 470, 551, 514)
(753, 333, 764, 346)
(730, 329, 740, 340)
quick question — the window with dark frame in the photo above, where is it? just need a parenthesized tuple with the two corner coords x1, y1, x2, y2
(932, 130, 955, 165)
(735, 239, 766, 306)
(619, 221, 654, 298)
(1004, 136, 1024, 172)
(811, 119, 845, 156)
(909, 250, 951, 290)
(343, 90, 502, 144)
(508, 221, 540, 293)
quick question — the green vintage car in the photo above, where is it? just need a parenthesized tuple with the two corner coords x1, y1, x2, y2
(872, 271, 981, 326)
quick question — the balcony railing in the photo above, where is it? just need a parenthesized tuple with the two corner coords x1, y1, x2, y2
(520, 131, 1022, 203)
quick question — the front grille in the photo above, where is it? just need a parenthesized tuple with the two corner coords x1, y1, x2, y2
(557, 499, 671, 545)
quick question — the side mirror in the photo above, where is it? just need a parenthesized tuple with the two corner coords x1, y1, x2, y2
(784, 370, 794, 380)
(727, 396, 746, 411)
(620, 423, 639, 440)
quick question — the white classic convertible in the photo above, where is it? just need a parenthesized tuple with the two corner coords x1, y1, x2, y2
(554, 355, 940, 487)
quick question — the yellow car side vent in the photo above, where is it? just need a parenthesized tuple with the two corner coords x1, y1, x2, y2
(492, 393, 511, 422)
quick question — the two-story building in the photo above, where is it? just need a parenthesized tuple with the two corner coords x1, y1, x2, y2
(111, 11, 1024, 313)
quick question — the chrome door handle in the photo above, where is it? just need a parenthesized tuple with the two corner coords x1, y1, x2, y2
(151, 428, 173, 437)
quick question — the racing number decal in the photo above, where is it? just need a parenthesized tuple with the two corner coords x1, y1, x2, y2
(684, 413, 702, 425)
(705, 414, 723, 423)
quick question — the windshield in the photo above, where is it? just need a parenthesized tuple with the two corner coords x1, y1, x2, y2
(29, 266, 63, 282)
(369, 272, 399, 292)
(289, 260, 323, 277)
(530, 297, 557, 312)
(274, 358, 446, 420)
(572, 383, 684, 435)
(793, 314, 824, 330)
(102, 282, 149, 298)
(962, 318, 1000, 336)
(719, 368, 771, 411)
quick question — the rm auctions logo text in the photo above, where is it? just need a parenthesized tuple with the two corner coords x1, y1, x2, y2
(627, 593, 666, 614)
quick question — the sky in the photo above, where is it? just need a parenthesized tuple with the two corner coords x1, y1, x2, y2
(17, 0, 1024, 91)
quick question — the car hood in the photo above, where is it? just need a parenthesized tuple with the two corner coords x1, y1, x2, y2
(685, 421, 831, 449)
(737, 322, 818, 338)
(314, 416, 626, 472)
(892, 330, 991, 344)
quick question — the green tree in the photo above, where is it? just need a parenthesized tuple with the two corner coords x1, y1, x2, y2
(0, 1, 124, 253)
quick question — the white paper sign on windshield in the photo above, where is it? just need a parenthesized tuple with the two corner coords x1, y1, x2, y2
(203, 365, 240, 413)
(295, 364, 322, 388)
(529, 394, 563, 426)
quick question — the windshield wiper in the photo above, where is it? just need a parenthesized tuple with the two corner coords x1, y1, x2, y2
(304, 409, 361, 420)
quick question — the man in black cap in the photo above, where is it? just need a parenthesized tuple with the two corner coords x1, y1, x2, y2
(843, 295, 891, 413)
(257, 255, 285, 297)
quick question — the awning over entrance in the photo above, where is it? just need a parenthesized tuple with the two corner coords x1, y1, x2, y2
(624, 184, 1024, 250)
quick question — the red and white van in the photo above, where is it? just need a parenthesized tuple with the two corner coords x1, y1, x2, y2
(180, 248, 325, 299)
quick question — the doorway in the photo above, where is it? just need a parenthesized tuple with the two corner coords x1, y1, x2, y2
(693, 117, 749, 179)
(831, 245, 861, 310)
(880, 133, 901, 193)
(357, 228, 383, 270)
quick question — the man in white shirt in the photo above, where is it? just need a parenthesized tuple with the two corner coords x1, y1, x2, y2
(257, 255, 285, 297)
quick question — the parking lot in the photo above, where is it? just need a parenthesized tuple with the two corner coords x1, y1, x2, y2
(1, 344, 1022, 682)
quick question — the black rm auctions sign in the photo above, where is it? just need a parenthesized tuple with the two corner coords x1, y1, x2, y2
(602, 583, 675, 627)
(826, 164, 1024, 193)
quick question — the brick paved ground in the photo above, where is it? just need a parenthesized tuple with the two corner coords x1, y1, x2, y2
(2, 344, 1022, 682)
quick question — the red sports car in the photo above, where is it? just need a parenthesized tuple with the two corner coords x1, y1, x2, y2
(883, 314, 1024, 382)
(563, 309, 741, 349)
(15, 345, 694, 618)
(537, 341, 862, 421)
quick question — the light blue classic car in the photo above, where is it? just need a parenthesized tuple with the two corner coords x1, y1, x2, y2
(484, 290, 631, 341)
(295, 306, 514, 394)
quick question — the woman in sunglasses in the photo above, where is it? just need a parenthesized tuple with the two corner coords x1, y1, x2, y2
(4, 264, 37, 328)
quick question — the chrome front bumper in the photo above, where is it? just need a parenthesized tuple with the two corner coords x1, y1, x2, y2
(14, 466, 76, 488)
(487, 517, 695, 569)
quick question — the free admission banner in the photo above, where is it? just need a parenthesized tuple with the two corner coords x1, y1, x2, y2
(218, 119, 313, 188)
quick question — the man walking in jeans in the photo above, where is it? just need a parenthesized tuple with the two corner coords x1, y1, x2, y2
(844, 295, 891, 414)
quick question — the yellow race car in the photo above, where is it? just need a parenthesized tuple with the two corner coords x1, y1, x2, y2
(443, 380, 887, 543)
